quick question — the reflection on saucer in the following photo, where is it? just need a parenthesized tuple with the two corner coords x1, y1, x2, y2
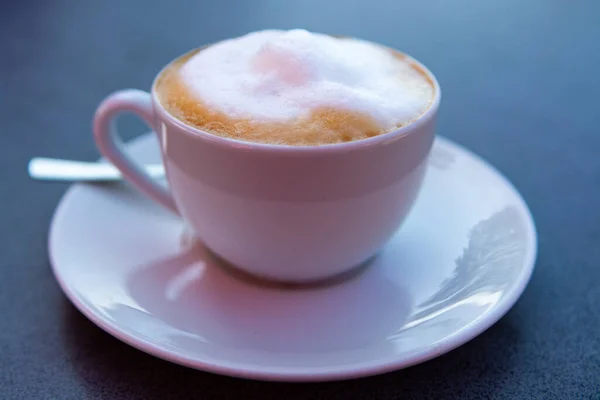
(404, 206, 528, 330)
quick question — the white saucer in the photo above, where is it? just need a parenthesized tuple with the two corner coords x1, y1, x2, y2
(49, 134, 537, 382)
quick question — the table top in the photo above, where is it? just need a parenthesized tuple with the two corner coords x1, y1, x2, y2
(2, 0, 599, 399)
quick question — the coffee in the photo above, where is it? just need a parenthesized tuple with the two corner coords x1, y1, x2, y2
(155, 29, 434, 146)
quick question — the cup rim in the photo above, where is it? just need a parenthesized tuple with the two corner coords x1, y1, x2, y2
(150, 39, 441, 154)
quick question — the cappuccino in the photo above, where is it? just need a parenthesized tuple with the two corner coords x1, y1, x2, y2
(156, 29, 434, 146)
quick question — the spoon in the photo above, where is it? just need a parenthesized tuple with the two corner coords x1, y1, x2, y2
(28, 157, 165, 182)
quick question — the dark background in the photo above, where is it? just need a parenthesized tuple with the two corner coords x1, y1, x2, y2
(1, 0, 599, 399)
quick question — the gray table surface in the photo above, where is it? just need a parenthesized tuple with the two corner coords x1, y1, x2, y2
(2, 0, 599, 399)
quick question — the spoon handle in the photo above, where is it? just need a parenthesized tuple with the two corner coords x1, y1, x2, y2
(28, 157, 165, 182)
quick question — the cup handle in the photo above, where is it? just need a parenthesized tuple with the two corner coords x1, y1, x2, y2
(93, 89, 178, 214)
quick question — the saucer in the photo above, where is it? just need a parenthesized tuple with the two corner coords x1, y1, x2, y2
(49, 134, 537, 382)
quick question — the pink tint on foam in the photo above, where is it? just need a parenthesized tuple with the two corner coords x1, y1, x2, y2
(179, 29, 433, 129)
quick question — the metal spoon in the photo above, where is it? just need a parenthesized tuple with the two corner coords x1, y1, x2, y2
(28, 157, 165, 182)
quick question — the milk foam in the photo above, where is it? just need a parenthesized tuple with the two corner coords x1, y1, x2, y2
(179, 29, 432, 130)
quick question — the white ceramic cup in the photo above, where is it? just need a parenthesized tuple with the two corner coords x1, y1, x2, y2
(93, 44, 440, 283)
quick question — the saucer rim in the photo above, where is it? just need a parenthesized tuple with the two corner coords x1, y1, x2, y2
(48, 134, 537, 382)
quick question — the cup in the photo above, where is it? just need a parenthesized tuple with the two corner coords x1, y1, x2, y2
(93, 44, 440, 283)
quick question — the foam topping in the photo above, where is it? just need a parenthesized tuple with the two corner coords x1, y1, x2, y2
(179, 29, 432, 129)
